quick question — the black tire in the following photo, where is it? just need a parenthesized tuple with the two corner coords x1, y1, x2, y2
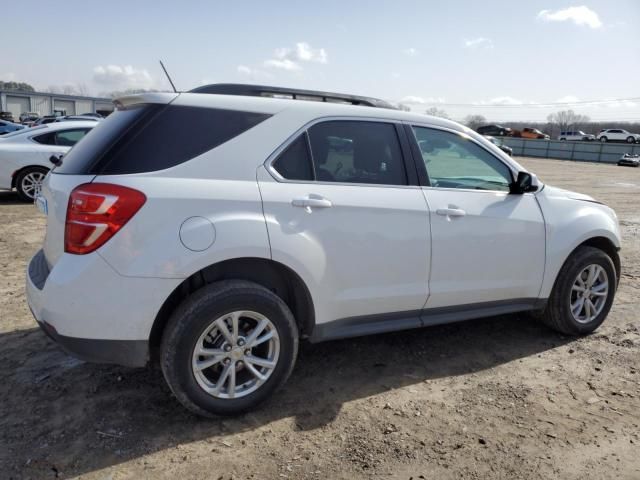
(626, 136, 635, 144)
(160, 280, 299, 417)
(599, 136, 608, 143)
(560, 138, 566, 141)
(15, 166, 48, 202)
(540, 246, 616, 336)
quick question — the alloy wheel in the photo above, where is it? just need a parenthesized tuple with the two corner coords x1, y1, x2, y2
(20, 171, 46, 200)
(191, 310, 280, 399)
(569, 264, 609, 324)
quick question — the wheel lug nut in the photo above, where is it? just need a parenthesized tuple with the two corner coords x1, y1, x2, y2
(224, 358, 231, 365)
(238, 339, 245, 346)
(224, 345, 232, 352)
(244, 349, 250, 355)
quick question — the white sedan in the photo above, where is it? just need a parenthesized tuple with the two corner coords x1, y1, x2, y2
(0, 121, 95, 201)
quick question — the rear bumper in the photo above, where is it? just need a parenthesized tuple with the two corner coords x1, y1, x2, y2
(26, 249, 180, 367)
(33, 315, 148, 367)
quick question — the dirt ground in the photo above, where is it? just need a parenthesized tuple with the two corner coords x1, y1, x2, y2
(1, 157, 639, 480)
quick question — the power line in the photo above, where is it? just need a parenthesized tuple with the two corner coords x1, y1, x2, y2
(401, 97, 640, 107)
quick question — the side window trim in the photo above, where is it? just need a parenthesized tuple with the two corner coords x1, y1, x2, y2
(404, 122, 516, 190)
(303, 131, 318, 181)
(395, 124, 420, 186)
(266, 116, 419, 188)
(403, 123, 430, 187)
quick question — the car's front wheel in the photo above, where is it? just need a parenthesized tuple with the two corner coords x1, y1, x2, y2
(599, 136, 608, 143)
(161, 280, 299, 417)
(541, 246, 616, 335)
(626, 136, 636, 144)
(15, 166, 48, 202)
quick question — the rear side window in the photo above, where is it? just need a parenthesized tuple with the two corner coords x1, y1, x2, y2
(272, 134, 314, 181)
(56, 105, 271, 174)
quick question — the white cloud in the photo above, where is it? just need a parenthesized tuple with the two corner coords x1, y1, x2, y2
(556, 95, 580, 103)
(602, 98, 638, 109)
(391, 72, 401, 79)
(0, 72, 16, 81)
(264, 42, 328, 71)
(464, 37, 493, 49)
(263, 58, 302, 71)
(403, 48, 419, 57)
(92, 65, 154, 90)
(537, 6, 602, 29)
(475, 96, 524, 105)
(400, 96, 445, 104)
(236, 65, 274, 80)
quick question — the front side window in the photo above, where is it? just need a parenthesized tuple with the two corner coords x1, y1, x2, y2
(307, 121, 407, 186)
(412, 126, 513, 192)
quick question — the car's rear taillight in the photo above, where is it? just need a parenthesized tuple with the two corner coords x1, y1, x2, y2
(64, 183, 146, 255)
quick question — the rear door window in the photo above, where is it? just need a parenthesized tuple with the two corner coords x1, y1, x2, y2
(55, 105, 271, 174)
(307, 121, 408, 186)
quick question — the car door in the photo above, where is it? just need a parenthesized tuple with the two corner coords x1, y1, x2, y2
(258, 119, 431, 331)
(408, 124, 545, 310)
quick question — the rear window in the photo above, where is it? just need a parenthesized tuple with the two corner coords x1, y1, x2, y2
(56, 104, 271, 175)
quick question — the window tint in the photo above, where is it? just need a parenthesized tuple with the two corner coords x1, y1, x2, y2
(272, 134, 314, 181)
(56, 105, 271, 175)
(308, 121, 407, 186)
(55, 128, 90, 146)
(412, 127, 513, 192)
(33, 131, 57, 145)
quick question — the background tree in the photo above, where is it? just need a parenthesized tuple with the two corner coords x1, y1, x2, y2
(425, 107, 450, 119)
(547, 110, 591, 137)
(463, 114, 487, 131)
(0, 80, 35, 92)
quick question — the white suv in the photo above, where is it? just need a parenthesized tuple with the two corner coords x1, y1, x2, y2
(597, 129, 640, 143)
(26, 84, 621, 417)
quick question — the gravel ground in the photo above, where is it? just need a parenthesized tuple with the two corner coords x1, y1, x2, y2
(1, 157, 639, 479)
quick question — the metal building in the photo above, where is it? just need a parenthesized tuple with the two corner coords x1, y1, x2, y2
(0, 90, 114, 119)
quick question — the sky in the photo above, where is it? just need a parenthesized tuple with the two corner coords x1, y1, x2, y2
(2, 0, 639, 122)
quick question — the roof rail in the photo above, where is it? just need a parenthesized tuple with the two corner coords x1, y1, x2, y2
(189, 83, 397, 110)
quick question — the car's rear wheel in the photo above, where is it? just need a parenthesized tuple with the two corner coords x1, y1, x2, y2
(599, 136, 608, 143)
(160, 280, 299, 417)
(15, 166, 48, 202)
(541, 246, 616, 335)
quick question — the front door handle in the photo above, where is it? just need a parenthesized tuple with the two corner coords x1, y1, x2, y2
(436, 206, 466, 217)
(292, 195, 333, 209)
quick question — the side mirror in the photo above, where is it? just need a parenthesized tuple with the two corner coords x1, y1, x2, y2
(510, 171, 538, 194)
(49, 154, 63, 167)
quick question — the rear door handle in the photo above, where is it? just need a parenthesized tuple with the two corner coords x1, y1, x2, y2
(436, 207, 466, 217)
(292, 195, 333, 209)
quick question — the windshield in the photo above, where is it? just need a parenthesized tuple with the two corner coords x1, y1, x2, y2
(1, 125, 47, 139)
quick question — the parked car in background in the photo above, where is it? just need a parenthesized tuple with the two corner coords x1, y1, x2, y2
(516, 128, 550, 140)
(0, 121, 95, 201)
(19, 112, 40, 124)
(79, 112, 104, 118)
(25, 84, 621, 417)
(477, 124, 512, 136)
(617, 154, 640, 167)
(55, 115, 101, 123)
(31, 116, 59, 127)
(0, 120, 26, 135)
(0, 112, 15, 122)
(558, 131, 596, 141)
(597, 129, 640, 144)
(484, 135, 513, 156)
